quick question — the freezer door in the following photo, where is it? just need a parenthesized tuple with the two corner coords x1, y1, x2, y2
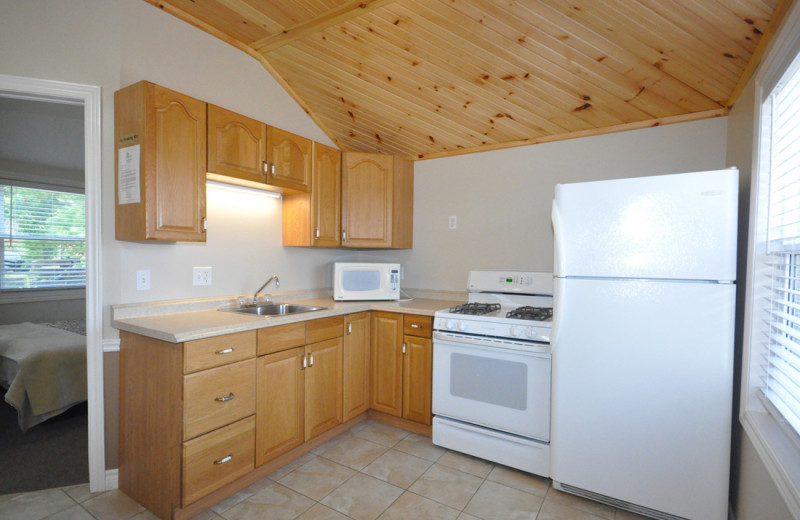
(550, 277, 734, 520)
(552, 168, 738, 281)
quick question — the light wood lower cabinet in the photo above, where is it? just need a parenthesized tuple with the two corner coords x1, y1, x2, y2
(119, 330, 256, 520)
(343, 312, 370, 421)
(370, 311, 404, 416)
(182, 416, 255, 505)
(255, 317, 344, 466)
(370, 312, 433, 425)
(119, 311, 431, 520)
(255, 346, 305, 465)
(305, 337, 343, 439)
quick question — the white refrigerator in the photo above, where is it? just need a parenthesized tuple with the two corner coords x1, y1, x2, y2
(550, 168, 738, 520)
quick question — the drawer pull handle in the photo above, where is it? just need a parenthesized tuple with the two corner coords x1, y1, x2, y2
(214, 454, 233, 465)
(411, 324, 422, 329)
(215, 393, 235, 402)
(309, 353, 314, 367)
(215, 348, 234, 355)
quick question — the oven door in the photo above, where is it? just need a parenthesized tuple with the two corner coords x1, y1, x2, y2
(432, 334, 551, 441)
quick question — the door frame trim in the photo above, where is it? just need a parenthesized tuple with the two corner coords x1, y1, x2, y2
(0, 73, 105, 491)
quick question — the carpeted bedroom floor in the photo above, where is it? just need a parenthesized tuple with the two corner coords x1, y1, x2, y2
(0, 401, 88, 495)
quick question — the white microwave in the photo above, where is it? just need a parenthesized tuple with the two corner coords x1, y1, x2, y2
(333, 262, 401, 301)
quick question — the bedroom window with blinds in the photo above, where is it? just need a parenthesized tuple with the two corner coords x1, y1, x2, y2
(0, 185, 86, 290)
(759, 49, 800, 436)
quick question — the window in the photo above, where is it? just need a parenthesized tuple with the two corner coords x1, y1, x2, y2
(741, 4, 800, 515)
(759, 53, 800, 436)
(0, 184, 86, 290)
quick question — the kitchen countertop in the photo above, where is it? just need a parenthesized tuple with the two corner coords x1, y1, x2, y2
(112, 297, 463, 343)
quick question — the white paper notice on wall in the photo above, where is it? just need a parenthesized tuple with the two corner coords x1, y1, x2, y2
(118, 144, 141, 205)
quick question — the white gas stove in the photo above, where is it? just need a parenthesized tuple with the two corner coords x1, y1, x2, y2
(434, 270, 553, 349)
(432, 270, 553, 477)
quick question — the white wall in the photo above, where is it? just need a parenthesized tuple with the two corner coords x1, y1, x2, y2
(382, 117, 729, 291)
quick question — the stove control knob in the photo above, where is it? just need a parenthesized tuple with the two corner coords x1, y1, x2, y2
(510, 325, 522, 338)
(446, 319, 456, 330)
(525, 327, 537, 339)
(457, 320, 468, 332)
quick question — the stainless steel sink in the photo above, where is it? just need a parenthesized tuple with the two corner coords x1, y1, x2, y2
(220, 303, 326, 317)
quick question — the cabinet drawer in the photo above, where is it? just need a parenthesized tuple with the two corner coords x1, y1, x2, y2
(183, 359, 255, 440)
(184, 331, 256, 374)
(182, 415, 255, 506)
(403, 315, 432, 337)
(307, 316, 344, 344)
(257, 322, 306, 356)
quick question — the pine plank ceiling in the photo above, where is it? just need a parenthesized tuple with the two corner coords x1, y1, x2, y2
(146, 0, 791, 160)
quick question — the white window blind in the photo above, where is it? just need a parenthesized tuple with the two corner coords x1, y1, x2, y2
(761, 51, 800, 436)
(0, 185, 86, 290)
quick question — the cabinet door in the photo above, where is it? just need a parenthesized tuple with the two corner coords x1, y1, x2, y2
(256, 347, 304, 465)
(114, 81, 206, 241)
(343, 312, 370, 421)
(266, 126, 311, 192)
(370, 312, 403, 416)
(402, 335, 433, 425)
(305, 338, 343, 440)
(207, 104, 267, 184)
(312, 142, 341, 247)
(342, 153, 393, 248)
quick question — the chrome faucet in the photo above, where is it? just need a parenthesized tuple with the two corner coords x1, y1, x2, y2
(253, 275, 280, 304)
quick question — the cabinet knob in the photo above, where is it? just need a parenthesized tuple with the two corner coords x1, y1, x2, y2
(214, 393, 235, 402)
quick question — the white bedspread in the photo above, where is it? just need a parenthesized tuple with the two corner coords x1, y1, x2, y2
(0, 322, 87, 431)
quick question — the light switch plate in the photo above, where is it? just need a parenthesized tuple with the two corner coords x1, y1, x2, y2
(136, 270, 150, 291)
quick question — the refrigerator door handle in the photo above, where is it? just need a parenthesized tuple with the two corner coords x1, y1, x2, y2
(552, 201, 565, 277)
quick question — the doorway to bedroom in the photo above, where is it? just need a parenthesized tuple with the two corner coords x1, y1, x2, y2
(0, 78, 101, 495)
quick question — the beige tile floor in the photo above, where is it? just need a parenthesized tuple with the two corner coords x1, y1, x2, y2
(0, 420, 652, 520)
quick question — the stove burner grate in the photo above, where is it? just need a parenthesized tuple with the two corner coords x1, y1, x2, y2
(506, 306, 553, 321)
(449, 303, 501, 315)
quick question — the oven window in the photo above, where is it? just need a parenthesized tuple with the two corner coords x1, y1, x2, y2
(450, 353, 528, 410)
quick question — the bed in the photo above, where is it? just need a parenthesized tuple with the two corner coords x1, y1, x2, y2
(0, 320, 87, 431)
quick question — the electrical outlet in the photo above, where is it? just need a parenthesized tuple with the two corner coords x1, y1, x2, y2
(449, 216, 457, 230)
(136, 269, 150, 291)
(193, 266, 212, 286)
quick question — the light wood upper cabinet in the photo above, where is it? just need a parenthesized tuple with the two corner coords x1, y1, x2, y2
(115, 81, 207, 242)
(342, 153, 413, 249)
(312, 143, 342, 247)
(207, 104, 267, 184)
(283, 142, 342, 247)
(343, 312, 370, 421)
(266, 126, 312, 192)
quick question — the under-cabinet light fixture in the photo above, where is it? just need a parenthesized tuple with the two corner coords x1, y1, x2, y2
(206, 174, 282, 199)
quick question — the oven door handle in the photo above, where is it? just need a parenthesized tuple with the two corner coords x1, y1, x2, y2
(432, 331, 550, 355)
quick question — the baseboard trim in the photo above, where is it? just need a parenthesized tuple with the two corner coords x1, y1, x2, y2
(105, 469, 119, 490)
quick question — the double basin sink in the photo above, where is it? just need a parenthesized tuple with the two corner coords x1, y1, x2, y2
(220, 302, 326, 317)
